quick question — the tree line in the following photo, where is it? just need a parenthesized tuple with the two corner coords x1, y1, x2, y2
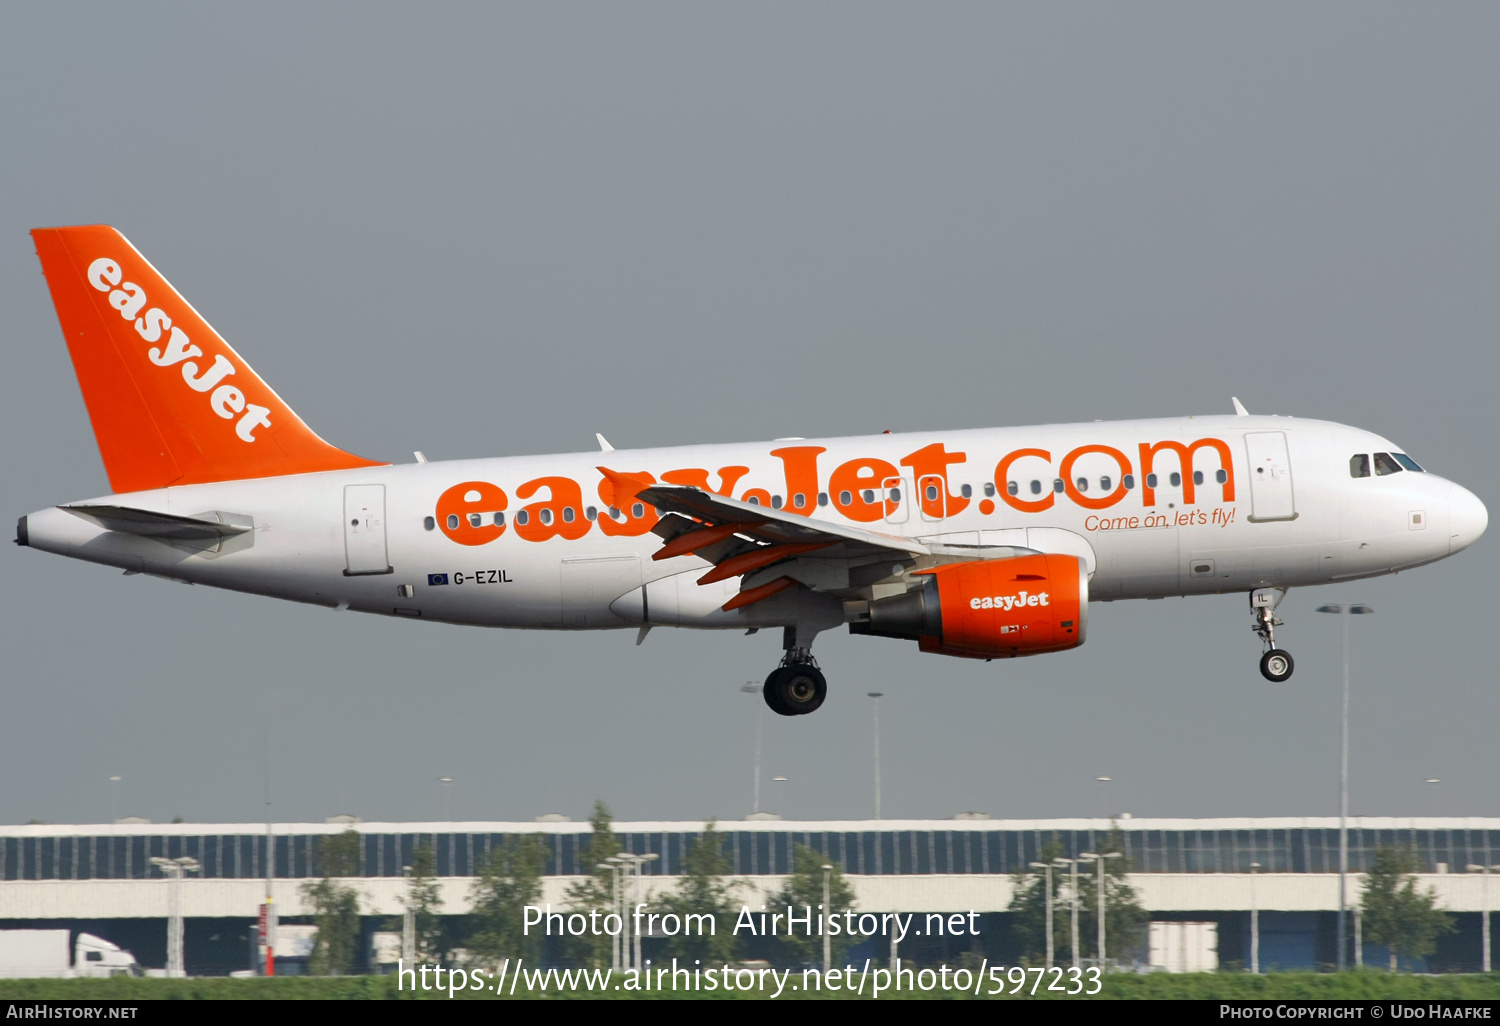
(298, 801, 856, 973)
(297, 815, 1458, 974)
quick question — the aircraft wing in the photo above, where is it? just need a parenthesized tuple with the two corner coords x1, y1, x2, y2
(632, 483, 931, 611)
(638, 484, 931, 557)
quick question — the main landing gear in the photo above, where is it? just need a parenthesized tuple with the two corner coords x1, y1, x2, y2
(763, 631, 827, 716)
(1250, 588, 1294, 682)
(762, 621, 834, 717)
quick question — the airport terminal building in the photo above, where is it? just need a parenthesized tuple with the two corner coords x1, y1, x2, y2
(2, 817, 1496, 975)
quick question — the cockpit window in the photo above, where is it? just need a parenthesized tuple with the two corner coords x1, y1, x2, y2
(1392, 453, 1424, 472)
(1349, 454, 1370, 478)
(1373, 452, 1403, 476)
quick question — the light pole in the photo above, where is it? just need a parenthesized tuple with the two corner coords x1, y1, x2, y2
(1467, 864, 1498, 973)
(108, 775, 121, 824)
(772, 776, 789, 820)
(150, 856, 200, 977)
(867, 692, 884, 820)
(1053, 858, 1079, 970)
(601, 858, 624, 970)
(821, 864, 833, 972)
(437, 776, 454, 820)
(1080, 851, 1121, 968)
(401, 864, 416, 964)
(1094, 777, 1111, 821)
(263, 694, 276, 978)
(619, 852, 658, 970)
(1249, 862, 1261, 974)
(1424, 778, 1442, 818)
(1030, 861, 1056, 969)
(740, 682, 764, 815)
(1315, 601, 1373, 971)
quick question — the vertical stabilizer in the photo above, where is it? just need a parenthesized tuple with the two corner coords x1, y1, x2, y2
(32, 225, 384, 493)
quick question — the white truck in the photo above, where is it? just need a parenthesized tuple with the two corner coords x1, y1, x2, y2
(0, 930, 142, 978)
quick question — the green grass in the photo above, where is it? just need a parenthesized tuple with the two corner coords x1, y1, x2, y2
(1, 970, 1497, 1000)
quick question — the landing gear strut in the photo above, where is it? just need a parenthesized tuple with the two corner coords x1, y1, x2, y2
(1250, 588, 1294, 682)
(763, 630, 827, 716)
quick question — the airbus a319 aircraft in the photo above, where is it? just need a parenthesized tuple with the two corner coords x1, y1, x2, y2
(16, 226, 1488, 715)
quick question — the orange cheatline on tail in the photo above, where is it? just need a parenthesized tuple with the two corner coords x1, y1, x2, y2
(31, 225, 385, 494)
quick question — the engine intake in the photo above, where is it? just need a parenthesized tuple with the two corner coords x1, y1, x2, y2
(850, 553, 1087, 659)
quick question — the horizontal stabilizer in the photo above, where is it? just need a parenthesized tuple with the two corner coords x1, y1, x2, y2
(61, 504, 252, 544)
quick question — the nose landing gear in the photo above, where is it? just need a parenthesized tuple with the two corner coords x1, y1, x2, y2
(1251, 588, 1294, 682)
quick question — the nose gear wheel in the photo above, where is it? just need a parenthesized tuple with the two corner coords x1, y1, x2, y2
(1260, 649, 1294, 682)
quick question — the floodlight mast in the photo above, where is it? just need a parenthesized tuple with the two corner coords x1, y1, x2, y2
(1467, 864, 1499, 973)
(1029, 862, 1056, 969)
(822, 864, 834, 972)
(1052, 857, 1079, 971)
(1250, 862, 1262, 974)
(1080, 852, 1120, 968)
(1316, 601, 1373, 971)
(151, 856, 200, 977)
(740, 682, 763, 815)
(867, 692, 884, 820)
(602, 857, 625, 971)
(402, 864, 415, 965)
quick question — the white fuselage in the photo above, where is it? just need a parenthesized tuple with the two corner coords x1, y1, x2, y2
(20, 415, 1486, 634)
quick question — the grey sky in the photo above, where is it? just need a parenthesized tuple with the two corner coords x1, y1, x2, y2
(1, 4, 1495, 827)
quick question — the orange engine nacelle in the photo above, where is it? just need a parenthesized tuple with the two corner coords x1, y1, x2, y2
(851, 553, 1087, 660)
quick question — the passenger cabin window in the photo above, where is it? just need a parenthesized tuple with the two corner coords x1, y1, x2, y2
(771, 495, 783, 509)
(1350, 454, 1370, 478)
(1393, 453, 1424, 472)
(1373, 452, 1404, 476)
(817, 492, 829, 507)
(1007, 481, 1019, 496)
(631, 503, 645, 518)
(960, 483, 973, 499)
(1216, 469, 1228, 484)
(839, 490, 853, 506)
(539, 508, 553, 525)
(861, 489, 875, 504)
(925, 484, 939, 501)
(1146, 473, 1158, 488)
(1123, 475, 1135, 489)
(1075, 478, 1088, 492)
(1169, 472, 1182, 487)
(424, 516, 435, 531)
(469, 513, 482, 527)
(1192, 471, 1204, 486)
(493, 511, 505, 526)
(585, 507, 598, 520)
(515, 510, 529, 525)
(562, 507, 575, 523)
(1053, 479, 1064, 493)
(1030, 480, 1043, 495)
(447, 514, 460, 530)
(983, 482, 996, 498)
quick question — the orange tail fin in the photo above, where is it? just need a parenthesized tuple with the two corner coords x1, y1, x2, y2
(32, 225, 384, 493)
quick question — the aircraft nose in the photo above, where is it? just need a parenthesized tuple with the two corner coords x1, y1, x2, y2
(1449, 482, 1488, 554)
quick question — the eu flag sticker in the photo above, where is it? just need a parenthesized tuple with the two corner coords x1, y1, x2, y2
(427, 573, 450, 586)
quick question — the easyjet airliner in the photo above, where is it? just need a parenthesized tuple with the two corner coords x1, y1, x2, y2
(16, 226, 1488, 715)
